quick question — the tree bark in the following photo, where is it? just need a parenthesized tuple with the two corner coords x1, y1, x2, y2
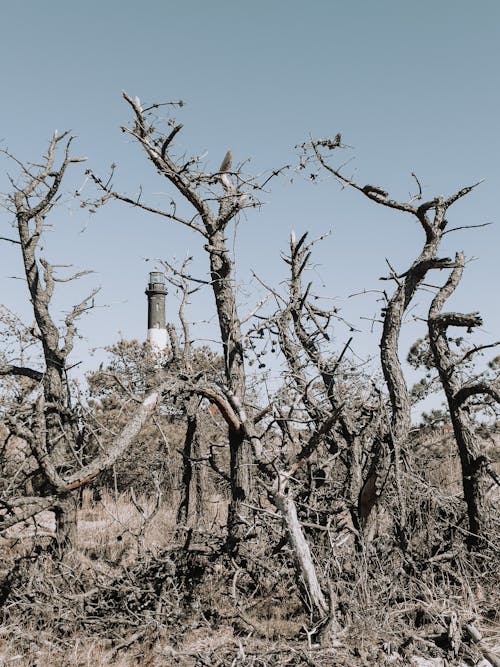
(271, 488, 329, 620)
(208, 229, 253, 547)
(52, 495, 77, 553)
(428, 253, 494, 548)
(177, 397, 206, 527)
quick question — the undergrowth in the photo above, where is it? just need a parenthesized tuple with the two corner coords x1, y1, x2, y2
(0, 437, 499, 667)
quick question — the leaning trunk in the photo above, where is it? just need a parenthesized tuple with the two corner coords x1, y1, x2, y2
(272, 488, 329, 621)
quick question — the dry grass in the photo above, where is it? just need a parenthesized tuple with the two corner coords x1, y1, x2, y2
(0, 441, 499, 667)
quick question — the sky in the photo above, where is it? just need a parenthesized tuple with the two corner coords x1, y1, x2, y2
(0, 0, 499, 412)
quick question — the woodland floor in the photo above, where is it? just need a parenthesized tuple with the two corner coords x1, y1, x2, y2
(1, 485, 499, 667)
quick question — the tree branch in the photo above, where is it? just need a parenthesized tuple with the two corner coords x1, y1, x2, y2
(0, 364, 43, 381)
(454, 381, 500, 407)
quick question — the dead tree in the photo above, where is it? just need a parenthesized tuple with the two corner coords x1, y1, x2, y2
(0, 132, 93, 546)
(301, 136, 483, 543)
(87, 97, 342, 622)
(253, 231, 389, 541)
(88, 92, 288, 547)
(0, 134, 169, 549)
(163, 263, 209, 527)
(0, 382, 167, 531)
(428, 252, 500, 547)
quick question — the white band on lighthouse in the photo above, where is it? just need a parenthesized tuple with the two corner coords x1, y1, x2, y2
(148, 327, 168, 351)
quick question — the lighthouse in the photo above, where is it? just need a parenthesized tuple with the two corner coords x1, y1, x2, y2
(145, 271, 167, 351)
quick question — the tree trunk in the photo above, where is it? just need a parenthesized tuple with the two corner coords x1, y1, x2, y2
(226, 427, 253, 549)
(208, 229, 253, 547)
(272, 488, 329, 620)
(177, 398, 206, 528)
(44, 363, 78, 548)
(52, 495, 77, 554)
(450, 409, 489, 547)
(428, 254, 491, 549)
(379, 231, 443, 542)
(177, 412, 196, 526)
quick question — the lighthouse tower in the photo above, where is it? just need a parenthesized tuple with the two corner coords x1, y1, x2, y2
(145, 271, 167, 351)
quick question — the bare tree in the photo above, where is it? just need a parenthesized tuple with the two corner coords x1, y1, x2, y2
(427, 252, 500, 547)
(0, 134, 169, 549)
(88, 92, 289, 548)
(300, 136, 495, 546)
(163, 264, 214, 528)
(2, 105, 499, 661)
(81, 101, 498, 634)
(0, 132, 92, 546)
(84, 95, 354, 629)
(252, 231, 389, 541)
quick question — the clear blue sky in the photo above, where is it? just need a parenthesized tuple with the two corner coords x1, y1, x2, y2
(1, 0, 499, 407)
